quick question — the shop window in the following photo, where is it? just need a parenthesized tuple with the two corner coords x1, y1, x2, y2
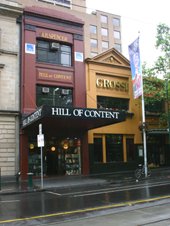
(36, 85, 73, 107)
(94, 137, 103, 162)
(126, 138, 135, 161)
(36, 40, 72, 67)
(106, 134, 123, 162)
(97, 96, 129, 111)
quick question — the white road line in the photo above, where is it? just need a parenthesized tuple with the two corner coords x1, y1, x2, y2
(0, 200, 20, 203)
(46, 191, 61, 196)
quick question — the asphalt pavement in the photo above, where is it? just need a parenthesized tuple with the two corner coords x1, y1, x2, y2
(1, 167, 170, 195)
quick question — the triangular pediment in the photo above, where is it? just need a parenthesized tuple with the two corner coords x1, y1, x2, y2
(86, 48, 130, 67)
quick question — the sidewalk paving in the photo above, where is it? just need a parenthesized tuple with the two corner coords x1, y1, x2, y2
(1, 167, 170, 195)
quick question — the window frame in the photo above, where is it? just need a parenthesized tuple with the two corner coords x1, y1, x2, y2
(90, 38, 98, 48)
(90, 25, 97, 34)
(114, 30, 121, 40)
(101, 15, 108, 24)
(113, 18, 120, 27)
(114, 43, 122, 52)
(36, 85, 73, 107)
(36, 39, 72, 67)
(101, 28, 108, 37)
(102, 41, 109, 49)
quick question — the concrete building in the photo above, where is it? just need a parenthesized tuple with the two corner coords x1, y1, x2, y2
(17, 0, 122, 58)
(0, 0, 23, 176)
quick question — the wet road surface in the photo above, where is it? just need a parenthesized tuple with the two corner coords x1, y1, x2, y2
(1, 179, 170, 225)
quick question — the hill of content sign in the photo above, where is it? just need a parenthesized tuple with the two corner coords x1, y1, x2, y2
(22, 105, 126, 128)
(51, 107, 120, 119)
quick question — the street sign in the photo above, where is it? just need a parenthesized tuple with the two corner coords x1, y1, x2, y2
(37, 134, 44, 147)
(38, 123, 44, 189)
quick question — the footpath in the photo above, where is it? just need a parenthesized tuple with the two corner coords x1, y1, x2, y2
(0, 167, 170, 195)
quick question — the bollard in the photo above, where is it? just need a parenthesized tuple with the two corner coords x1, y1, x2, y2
(16, 171, 21, 184)
(27, 172, 33, 188)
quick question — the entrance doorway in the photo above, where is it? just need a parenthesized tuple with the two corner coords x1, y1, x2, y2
(28, 137, 81, 176)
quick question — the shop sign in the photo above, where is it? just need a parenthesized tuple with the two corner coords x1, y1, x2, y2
(96, 78, 129, 92)
(51, 107, 120, 119)
(40, 32, 68, 42)
(37, 70, 73, 83)
(22, 105, 126, 129)
(22, 107, 43, 128)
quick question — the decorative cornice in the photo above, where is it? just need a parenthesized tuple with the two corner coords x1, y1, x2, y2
(0, 2, 23, 17)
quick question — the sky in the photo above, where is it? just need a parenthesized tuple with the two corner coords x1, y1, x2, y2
(86, 0, 170, 65)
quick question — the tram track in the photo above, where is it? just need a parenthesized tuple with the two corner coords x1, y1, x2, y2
(46, 179, 170, 197)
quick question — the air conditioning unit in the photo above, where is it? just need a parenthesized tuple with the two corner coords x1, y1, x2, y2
(61, 89, 69, 95)
(42, 87, 49, 93)
(50, 42, 60, 50)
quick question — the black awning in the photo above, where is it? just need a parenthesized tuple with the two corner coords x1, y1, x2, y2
(21, 105, 126, 131)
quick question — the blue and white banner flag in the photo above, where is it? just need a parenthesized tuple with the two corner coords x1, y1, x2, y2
(128, 37, 143, 99)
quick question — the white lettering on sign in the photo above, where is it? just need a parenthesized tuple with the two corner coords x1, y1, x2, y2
(52, 107, 71, 116)
(22, 108, 42, 127)
(52, 107, 120, 119)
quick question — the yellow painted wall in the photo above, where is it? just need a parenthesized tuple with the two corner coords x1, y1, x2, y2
(85, 49, 142, 145)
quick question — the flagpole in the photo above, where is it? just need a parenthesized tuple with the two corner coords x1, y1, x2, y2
(141, 78, 148, 177)
(128, 36, 148, 177)
(139, 33, 148, 178)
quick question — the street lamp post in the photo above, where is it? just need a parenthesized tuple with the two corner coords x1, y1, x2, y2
(53, 88, 59, 106)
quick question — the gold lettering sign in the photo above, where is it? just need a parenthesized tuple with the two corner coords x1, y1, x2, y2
(40, 32, 68, 42)
(38, 72, 72, 81)
(96, 78, 129, 92)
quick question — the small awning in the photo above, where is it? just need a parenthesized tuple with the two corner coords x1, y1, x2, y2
(21, 105, 126, 132)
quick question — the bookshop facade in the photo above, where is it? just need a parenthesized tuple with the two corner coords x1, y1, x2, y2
(20, 7, 126, 179)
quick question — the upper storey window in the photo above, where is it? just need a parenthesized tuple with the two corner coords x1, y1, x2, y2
(36, 40, 72, 67)
(101, 15, 108, 24)
(113, 18, 120, 27)
(101, 28, 108, 36)
(37, 0, 71, 8)
(90, 25, 97, 34)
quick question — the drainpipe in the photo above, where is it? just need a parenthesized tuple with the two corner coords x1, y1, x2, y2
(16, 14, 23, 178)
